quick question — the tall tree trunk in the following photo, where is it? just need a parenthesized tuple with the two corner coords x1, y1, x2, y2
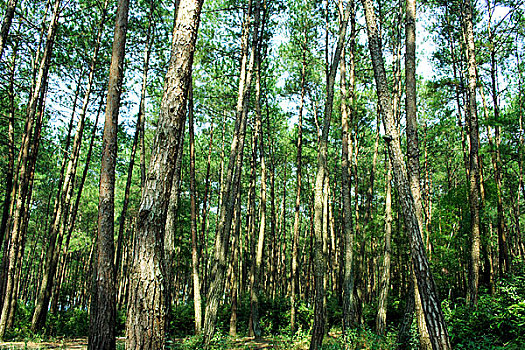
(126, 0, 203, 348)
(462, 0, 481, 307)
(376, 158, 392, 335)
(405, 0, 432, 347)
(290, 31, 306, 332)
(310, 4, 350, 349)
(487, 34, 510, 275)
(340, 0, 356, 333)
(229, 189, 242, 337)
(0, 0, 18, 60)
(188, 84, 203, 334)
(88, 0, 129, 347)
(202, 0, 261, 342)
(360, 0, 451, 347)
(249, 48, 266, 338)
(114, 1, 153, 276)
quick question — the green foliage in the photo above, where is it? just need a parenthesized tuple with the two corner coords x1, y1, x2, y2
(46, 308, 89, 338)
(444, 261, 525, 349)
(4, 302, 89, 341)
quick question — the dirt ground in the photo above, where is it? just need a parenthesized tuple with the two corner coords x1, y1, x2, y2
(0, 337, 290, 349)
(0, 338, 88, 349)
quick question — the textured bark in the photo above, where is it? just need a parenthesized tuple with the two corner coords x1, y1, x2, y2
(462, 0, 481, 307)
(376, 159, 392, 335)
(0, 0, 18, 60)
(360, 0, 451, 347)
(125, 0, 203, 348)
(202, 0, 261, 342)
(164, 113, 186, 306)
(89, 0, 129, 347)
(0, 0, 60, 338)
(188, 85, 203, 334)
(229, 191, 241, 337)
(249, 51, 265, 338)
(290, 34, 305, 331)
(340, 0, 356, 333)
(486, 17, 510, 274)
(310, 4, 350, 349)
(405, 1, 432, 347)
(115, 0, 153, 275)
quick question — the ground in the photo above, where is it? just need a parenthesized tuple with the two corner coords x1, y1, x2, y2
(0, 336, 305, 349)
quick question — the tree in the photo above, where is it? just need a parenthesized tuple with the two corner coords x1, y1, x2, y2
(360, 0, 451, 347)
(310, 2, 350, 349)
(126, 0, 204, 347)
(89, 0, 129, 347)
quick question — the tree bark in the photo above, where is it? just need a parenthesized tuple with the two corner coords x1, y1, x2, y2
(202, 0, 261, 342)
(114, 0, 153, 276)
(126, 0, 203, 348)
(188, 84, 203, 334)
(249, 47, 266, 338)
(360, 0, 451, 347)
(376, 158, 392, 335)
(462, 0, 481, 307)
(290, 30, 306, 332)
(89, 0, 129, 347)
(310, 4, 350, 349)
(340, 0, 356, 333)
(0, 0, 18, 61)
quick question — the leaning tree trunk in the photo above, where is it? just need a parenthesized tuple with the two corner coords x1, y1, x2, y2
(360, 0, 451, 347)
(125, 0, 203, 348)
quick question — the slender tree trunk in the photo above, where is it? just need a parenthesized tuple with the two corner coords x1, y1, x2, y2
(229, 189, 241, 337)
(126, 1, 203, 348)
(203, 0, 261, 342)
(114, 1, 153, 275)
(0, 0, 18, 60)
(462, 0, 481, 307)
(340, 0, 356, 333)
(405, 1, 432, 347)
(188, 84, 203, 334)
(488, 46, 510, 275)
(290, 34, 306, 332)
(360, 0, 451, 347)
(376, 158, 392, 335)
(310, 4, 350, 349)
(249, 48, 266, 338)
(89, 0, 129, 346)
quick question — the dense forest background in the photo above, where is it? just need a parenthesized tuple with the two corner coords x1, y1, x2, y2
(0, 0, 524, 349)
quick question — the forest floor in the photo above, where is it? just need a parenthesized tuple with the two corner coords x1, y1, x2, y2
(0, 336, 308, 349)
(0, 338, 87, 349)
